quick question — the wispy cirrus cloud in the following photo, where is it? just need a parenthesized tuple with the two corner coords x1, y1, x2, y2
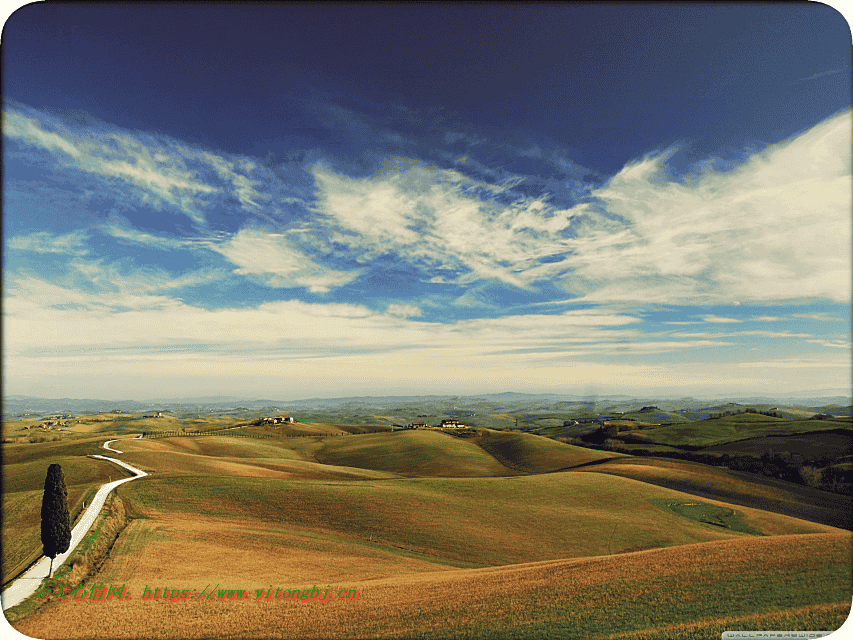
(312, 159, 581, 291)
(299, 108, 851, 309)
(670, 330, 812, 339)
(566, 110, 851, 305)
(5, 258, 224, 316)
(792, 69, 842, 83)
(806, 339, 850, 349)
(793, 312, 844, 322)
(3, 104, 293, 230)
(703, 315, 742, 324)
(737, 358, 849, 369)
(4, 107, 216, 226)
(98, 213, 204, 250)
(7, 100, 848, 311)
(6, 230, 90, 254)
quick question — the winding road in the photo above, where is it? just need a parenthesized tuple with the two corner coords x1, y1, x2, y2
(1, 437, 147, 611)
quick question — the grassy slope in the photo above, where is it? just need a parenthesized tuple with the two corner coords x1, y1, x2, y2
(475, 428, 624, 473)
(242, 422, 351, 437)
(108, 469, 838, 568)
(13, 532, 851, 639)
(576, 457, 852, 530)
(2, 437, 115, 465)
(313, 430, 514, 477)
(116, 437, 401, 481)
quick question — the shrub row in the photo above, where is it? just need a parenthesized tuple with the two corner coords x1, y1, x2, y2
(557, 436, 852, 496)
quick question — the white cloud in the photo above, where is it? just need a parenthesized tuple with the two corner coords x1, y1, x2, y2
(568, 111, 851, 305)
(793, 313, 844, 322)
(671, 330, 812, 339)
(199, 152, 265, 211)
(0, 283, 659, 361)
(703, 315, 742, 324)
(312, 159, 579, 291)
(5, 110, 219, 225)
(10, 102, 847, 312)
(306, 112, 850, 309)
(6, 274, 848, 398)
(3, 106, 282, 229)
(208, 226, 362, 293)
(737, 359, 849, 368)
(98, 214, 198, 250)
(386, 303, 422, 318)
(4, 110, 81, 158)
(806, 339, 850, 349)
(6, 230, 89, 255)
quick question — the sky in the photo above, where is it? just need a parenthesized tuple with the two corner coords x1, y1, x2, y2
(2, 4, 851, 401)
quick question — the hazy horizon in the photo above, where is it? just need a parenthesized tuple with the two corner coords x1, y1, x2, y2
(5, 388, 852, 406)
(3, 5, 851, 401)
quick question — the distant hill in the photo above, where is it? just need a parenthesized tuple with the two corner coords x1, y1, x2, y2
(4, 392, 850, 421)
(810, 405, 852, 417)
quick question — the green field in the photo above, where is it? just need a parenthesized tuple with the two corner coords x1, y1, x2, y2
(616, 415, 850, 448)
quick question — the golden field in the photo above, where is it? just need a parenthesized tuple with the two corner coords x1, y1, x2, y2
(4, 424, 851, 639)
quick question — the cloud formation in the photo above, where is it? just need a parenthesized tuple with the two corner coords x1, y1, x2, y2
(570, 111, 851, 305)
(207, 226, 362, 293)
(4, 99, 850, 398)
(7, 230, 90, 254)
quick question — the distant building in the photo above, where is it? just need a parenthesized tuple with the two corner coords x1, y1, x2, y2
(259, 416, 295, 425)
(407, 421, 427, 429)
(439, 419, 464, 428)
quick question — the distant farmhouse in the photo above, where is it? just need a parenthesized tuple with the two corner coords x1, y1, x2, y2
(36, 417, 67, 429)
(403, 419, 467, 429)
(257, 416, 294, 425)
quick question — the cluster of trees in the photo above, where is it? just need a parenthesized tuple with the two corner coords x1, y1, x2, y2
(706, 408, 771, 419)
(143, 430, 275, 439)
(714, 453, 849, 493)
(707, 409, 838, 420)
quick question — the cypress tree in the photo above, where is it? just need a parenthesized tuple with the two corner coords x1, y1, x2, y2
(41, 463, 72, 578)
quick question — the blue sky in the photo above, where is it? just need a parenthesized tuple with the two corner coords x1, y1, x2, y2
(3, 4, 851, 400)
